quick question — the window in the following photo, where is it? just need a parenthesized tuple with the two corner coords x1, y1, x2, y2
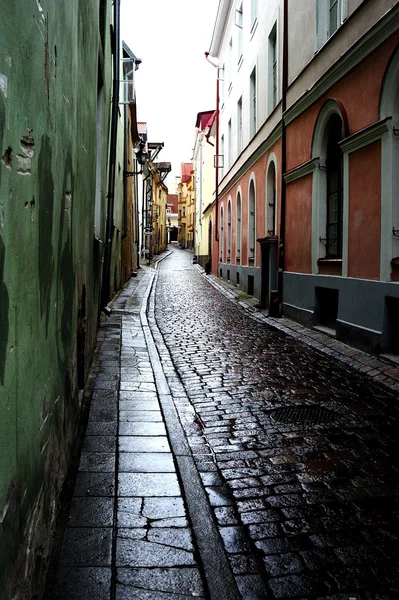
(220, 134, 225, 178)
(228, 119, 232, 169)
(316, 0, 348, 49)
(266, 159, 277, 236)
(329, 0, 339, 36)
(227, 200, 232, 261)
(236, 191, 242, 259)
(268, 22, 278, 112)
(236, 4, 243, 64)
(251, 0, 257, 32)
(250, 67, 257, 138)
(311, 101, 346, 270)
(248, 179, 256, 262)
(325, 115, 343, 257)
(220, 205, 224, 262)
(220, 63, 225, 109)
(228, 38, 233, 93)
(237, 97, 242, 155)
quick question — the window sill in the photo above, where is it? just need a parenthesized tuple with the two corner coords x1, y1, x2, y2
(317, 257, 342, 276)
(250, 18, 258, 39)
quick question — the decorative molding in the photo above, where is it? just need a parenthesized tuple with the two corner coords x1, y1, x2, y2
(284, 6, 399, 126)
(284, 158, 319, 183)
(340, 118, 390, 154)
(219, 123, 282, 198)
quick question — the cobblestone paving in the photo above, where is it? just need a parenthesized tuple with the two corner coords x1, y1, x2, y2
(154, 247, 399, 600)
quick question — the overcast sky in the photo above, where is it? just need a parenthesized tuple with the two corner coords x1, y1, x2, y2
(120, 0, 219, 191)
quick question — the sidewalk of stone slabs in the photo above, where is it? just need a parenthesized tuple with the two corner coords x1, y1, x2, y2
(195, 263, 399, 395)
(47, 256, 207, 600)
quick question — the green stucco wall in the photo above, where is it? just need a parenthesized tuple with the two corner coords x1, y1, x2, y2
(0, 1, 112, 597)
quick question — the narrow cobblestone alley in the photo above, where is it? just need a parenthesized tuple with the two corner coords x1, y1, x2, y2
(151, 246, 399, 599)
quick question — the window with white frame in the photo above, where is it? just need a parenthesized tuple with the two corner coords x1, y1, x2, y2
(227, 199, 232, 260)
(220, 134, 225, 178)
(316, 0, 348, 50)
(311, 101, 345, 266)
(268, 22, 278, 113)
(248, 180, 256, 261)
(228, 119, 232, 168)
(236, 191, 242, 259)
(220, 205, 225, 262)
(236, 3, 243, 65)
(237, 97, 242, 155)
(250, 67, 257, 138)
(251, 0, 257, 33)
(379, 47, 399, 276)
(228, 38, 233, 93)
(220, 63, 225, 109)
(266, 160, 277, 236)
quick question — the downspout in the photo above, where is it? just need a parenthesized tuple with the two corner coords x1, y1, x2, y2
(134, 157, 140, 270)
(101, 0, 120, 310)
(215, 73, 220, 243)
(278, 0, 288, 313)
(205, 53, 220, 244)
(122, 105, 128, 239)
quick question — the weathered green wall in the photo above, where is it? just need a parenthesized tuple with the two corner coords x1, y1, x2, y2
(0, 1, 112, 597)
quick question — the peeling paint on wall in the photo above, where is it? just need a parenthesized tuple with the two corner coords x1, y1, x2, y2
(0, 74, 8, 98)
(1, 147, 12, 169)
(16, 130, 35, 175)
(0, 235, 9, 385)
(38, 134, 54, 337)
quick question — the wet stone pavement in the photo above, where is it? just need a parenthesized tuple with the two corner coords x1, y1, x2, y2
(45, 247, 399, 600)
(46, 266, 206, 600)
(151, 247, 399, 599)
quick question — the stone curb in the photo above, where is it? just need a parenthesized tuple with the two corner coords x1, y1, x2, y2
(195, 264, 399, 394)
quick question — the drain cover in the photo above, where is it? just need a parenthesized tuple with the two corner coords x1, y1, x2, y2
(269, 405, 337, 425)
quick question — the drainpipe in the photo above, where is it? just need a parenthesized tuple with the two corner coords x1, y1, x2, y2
(134, 157, 140, 270)
(205, 53, 220, 244)
(101, 0, 120, 311)
(277, 0, 288, 314)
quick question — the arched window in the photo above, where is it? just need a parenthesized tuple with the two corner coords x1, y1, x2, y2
(248, 178, 256, 262)
(312, 100, 347, 270)
(266, 157, 277, 236)
(227, 198, 232, 261)
(325, 114, 343, 257)
(220, 205, 224, 262)
(236, 190, 242, 260)
(380, 48, 399, 279)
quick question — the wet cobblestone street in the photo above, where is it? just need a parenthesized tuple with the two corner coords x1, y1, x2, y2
(153, 247, 399, 599)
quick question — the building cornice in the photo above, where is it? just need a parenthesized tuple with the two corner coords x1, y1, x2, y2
(340, 117, 390, 154)
(219, 123, 282, 198)
(284, 158, 319, 184)
(209, 0, 234, 57)
(284, 5, 399, 126)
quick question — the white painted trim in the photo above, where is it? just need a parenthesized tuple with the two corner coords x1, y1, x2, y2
(266, 152, 278, 238)
(337, 318, 381, 336)
(311, 160, 321, 274)
(282, 302, 313, 315)
(284, 158, 318, 184)
(340, 119, 390, 154)
(380, 123, 394, 282)
(380, 48, 399, 282)
(342, 152, 349, 277)
(247, 173, 256, 264)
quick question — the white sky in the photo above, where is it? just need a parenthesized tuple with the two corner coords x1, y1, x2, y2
(120, 0, 219, 191)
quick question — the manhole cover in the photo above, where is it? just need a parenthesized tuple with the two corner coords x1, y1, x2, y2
(269, 405, 338, 425)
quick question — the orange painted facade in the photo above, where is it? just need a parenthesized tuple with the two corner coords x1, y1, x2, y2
(348, 142, 381, 280)
(285, 175, 312, 274)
